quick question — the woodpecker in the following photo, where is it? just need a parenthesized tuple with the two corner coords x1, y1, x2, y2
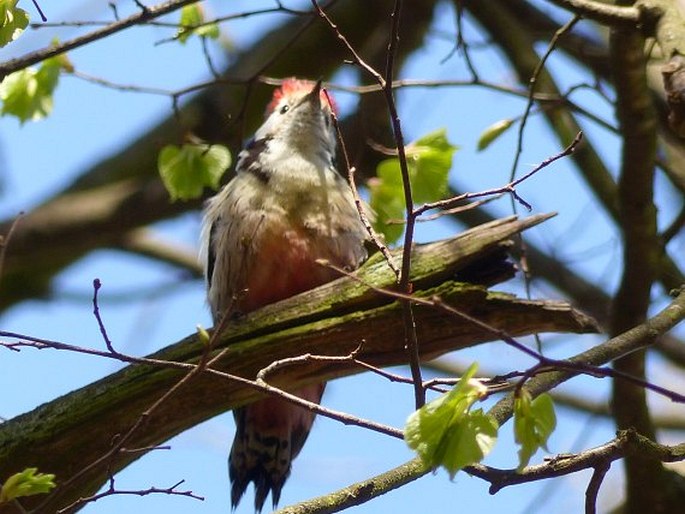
(201, 79, 368, 511)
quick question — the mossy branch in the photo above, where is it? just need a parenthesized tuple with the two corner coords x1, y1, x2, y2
(0, 215, 598, 513)
(273, 286, 685, 514)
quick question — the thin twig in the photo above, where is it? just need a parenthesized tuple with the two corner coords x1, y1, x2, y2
(311, 0, 425, 408)
(415, 131, 583, 216)
(415, 196, 500, 223)
(57, 478, 203, 513)
(318, 261, 685, 403)
(256, 345, 463, 394)
(0, 329, 403, 440)
(310, 1, 385, 84)
(508, 15, 581, 190)
(381, 0, 426, 410)
(256, 347, 363, 382)
(29, 1, 47, 22)
(31, 5, 308, 32)
(69, 70, 173, 95)
(450, 0, 479, 78)
(92, 279, 118, 355)
(584, 461, 610, 514)
(324, 88, 400, 277)
(0, 0, 201, 80)
(35, 340, 214, 512)
(200, 36, 220, 78)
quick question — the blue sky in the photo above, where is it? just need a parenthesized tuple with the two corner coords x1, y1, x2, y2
(1, 1, 683, 513)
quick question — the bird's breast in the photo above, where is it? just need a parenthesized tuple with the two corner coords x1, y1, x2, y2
(239, 217, 361, 313)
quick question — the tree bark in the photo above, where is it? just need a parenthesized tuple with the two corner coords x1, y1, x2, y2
(0, 215, 598, 513)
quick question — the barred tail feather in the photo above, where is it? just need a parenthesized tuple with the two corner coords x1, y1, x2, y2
(228, 424, 290, 511)
(228, 384, 324, 511)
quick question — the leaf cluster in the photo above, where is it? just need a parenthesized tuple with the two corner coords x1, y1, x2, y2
(0, 51, 72, 123)
(176, 3, 220, 44)
(405, 363, 498, 477)
(0, 0, 28, 48)
(405, 363, 557, 476)
(157, 143, 231, 201)
(0, 468, 56, 504)
(369, 128, 457, 244)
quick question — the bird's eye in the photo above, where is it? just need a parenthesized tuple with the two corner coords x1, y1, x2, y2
(280, 104, 290, 114)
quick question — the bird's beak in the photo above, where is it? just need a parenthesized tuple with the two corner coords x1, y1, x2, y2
(310, 79, 323, 97)
(299, 79, 323, 110)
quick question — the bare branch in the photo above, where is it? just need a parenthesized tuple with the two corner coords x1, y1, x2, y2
(271, 288, 685, 514)
(415, 131, 583, 216)
(544, 0, 639, 25)
(0, 0, 201, 81)
(0, 216, 597, 512)
(311, 0, 425, 409)
(585, 461, 611, 514)
(57, 478, 203, 514)
(92, 279, 118, 355)
(325, 91, 400, 277)
(118, 228, 203, 277)
(30, 0, 47, 22)
(469, 429, 685, 493)
(508, 14, 581, 189)
(274, 458, 429, 514)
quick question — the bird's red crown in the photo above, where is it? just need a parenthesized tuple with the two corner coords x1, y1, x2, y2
(266, 78, 338, 116)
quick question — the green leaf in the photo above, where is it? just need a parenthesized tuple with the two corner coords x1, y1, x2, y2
(176, 3, 219, 44)
(439, 408, 498, 476)
(0, 52, 72, 123)
(0, 468, 56, 504)
(477, 118, 515, 151)
(367, 175, 405, 246)
(407, 129, 456, 203)
(369, 128, 457, 244)
(405, 363, 498, 478)
(196, 324, 210, 346)
(158, 143, 231, 201)
(514, 390, 557, 470)
(0, 0, 29, 47)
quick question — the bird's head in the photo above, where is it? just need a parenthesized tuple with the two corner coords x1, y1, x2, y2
(255, 78, 338, 157)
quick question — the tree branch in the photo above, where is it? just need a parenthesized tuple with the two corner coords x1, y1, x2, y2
(545, 0, 639, 26)
(0, 0, 201, 81)
(117, 228, 203, 277)
(0, 216, 598, 513)
(469, 429, 685, 492)
(465, 0, 685, 298)
(274, 458, 429, 514)
(640, 0, 685, 60)
(267, 287, 685, 514)
(608, 7, 670, 512)
(0, 0, 438, 311)
(425, 359, 685, 430)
